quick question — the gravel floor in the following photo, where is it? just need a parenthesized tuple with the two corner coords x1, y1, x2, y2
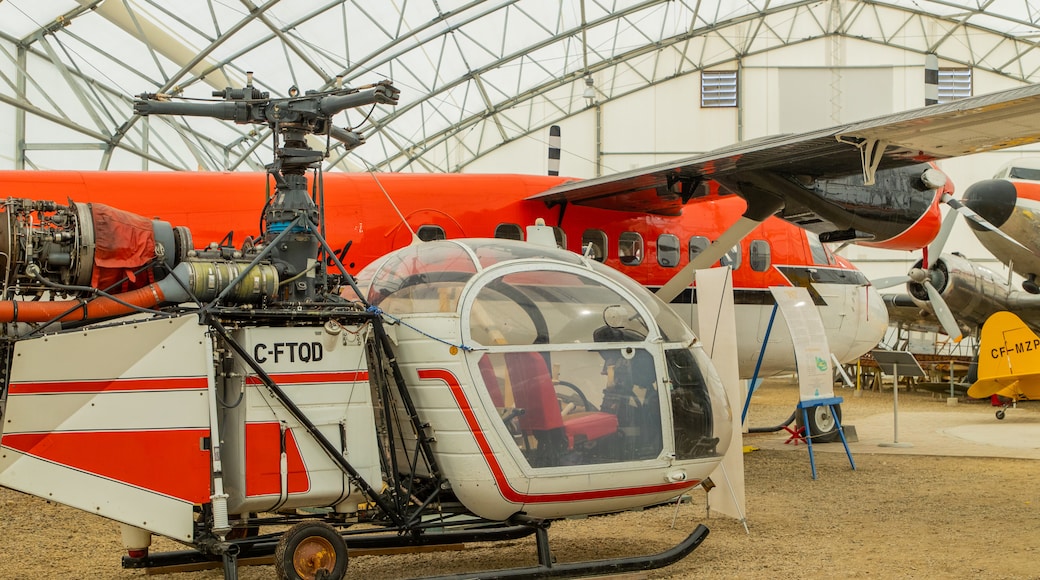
(1, 380, 1037, 579)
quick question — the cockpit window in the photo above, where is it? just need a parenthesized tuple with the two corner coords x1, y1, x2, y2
(468, 271, 648, 346)
(1006, 166, 1040, 181)
(475, 346, 664, 468)
(806, 232, 831, 266)
(667, 348, 721, 459)
(361, 242, 477, 312)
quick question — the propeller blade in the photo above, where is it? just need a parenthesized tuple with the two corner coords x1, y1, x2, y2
(944, 194, 1038, 256)
(870, 274, 911, 290)
(926, 200, 960, 259)
(923, 280, 962, 342)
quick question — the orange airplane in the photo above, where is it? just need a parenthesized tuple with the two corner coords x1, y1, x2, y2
(0, 168, 904, 382)
(2, 82, 1040, 383)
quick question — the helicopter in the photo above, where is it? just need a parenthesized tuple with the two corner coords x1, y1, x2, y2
(0, 78, 731, 580)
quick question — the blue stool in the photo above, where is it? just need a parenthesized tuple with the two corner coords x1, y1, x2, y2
(798, 396, 856, 479)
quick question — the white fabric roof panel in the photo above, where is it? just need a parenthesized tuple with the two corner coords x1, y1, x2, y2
(1, 0, 1039, 172)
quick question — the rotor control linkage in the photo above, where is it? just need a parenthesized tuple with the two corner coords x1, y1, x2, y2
(135, 76, 399, 150)
(134, 75, 400, 303)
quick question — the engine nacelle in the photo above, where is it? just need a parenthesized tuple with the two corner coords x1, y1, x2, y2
(0, 199, 280, 326)
(908, 253, 1011, 331)
(0, 198, 192, 296)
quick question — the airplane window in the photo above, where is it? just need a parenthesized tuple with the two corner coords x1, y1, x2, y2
(719, 244, 741, 270)
(657, 234, 680, 268)
(688, 236, 708, 262)
(1008, 166, 1040, 181)
(749, 239, 770, 272)
(806, 232, 830, 265)
(581, 230, 607, 262)
(619, 232, 643, 266)
(417, 225, 446, 241)
(494, 223, 523, 241)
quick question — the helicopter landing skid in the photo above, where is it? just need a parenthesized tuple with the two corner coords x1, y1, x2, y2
(426, 522, 709, 580)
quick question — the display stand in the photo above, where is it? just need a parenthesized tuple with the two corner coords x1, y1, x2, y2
(798, 396, 856, 479)
(767, 286, 855, 479)
(871, 349, 926, 448)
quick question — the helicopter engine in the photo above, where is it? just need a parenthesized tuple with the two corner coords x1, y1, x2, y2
(0, 198, 281, 326)
(0, 198, 192, 296)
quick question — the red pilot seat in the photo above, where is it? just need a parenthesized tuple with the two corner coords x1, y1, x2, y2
(504, 352, 618, 452)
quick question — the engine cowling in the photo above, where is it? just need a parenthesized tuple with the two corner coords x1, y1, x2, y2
(907, 253, 1011, 331)
(0, 199, 192, 296)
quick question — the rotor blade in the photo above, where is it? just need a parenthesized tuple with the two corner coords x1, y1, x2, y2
(870, 274, 911, 290)
(923, 280, 962, 342)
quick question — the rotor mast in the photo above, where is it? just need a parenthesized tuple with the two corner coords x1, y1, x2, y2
(134, 74, 400, 302)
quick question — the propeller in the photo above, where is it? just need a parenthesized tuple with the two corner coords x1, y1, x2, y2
(870, 263, 963, 342)
(909, 265, 962, 343)
(938, 193, 1038, 258)
(871, 190, 973, 342)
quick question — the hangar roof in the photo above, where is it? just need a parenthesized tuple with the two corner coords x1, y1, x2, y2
(2, 1, 1039, 173)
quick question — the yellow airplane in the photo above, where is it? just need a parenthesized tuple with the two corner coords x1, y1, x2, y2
(967, 311, 1040, 419)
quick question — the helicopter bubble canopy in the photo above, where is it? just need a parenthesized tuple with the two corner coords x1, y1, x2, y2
(353, 239, 731, 520)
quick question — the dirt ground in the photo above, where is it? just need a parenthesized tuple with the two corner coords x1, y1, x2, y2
(1, 380, 1037, 579)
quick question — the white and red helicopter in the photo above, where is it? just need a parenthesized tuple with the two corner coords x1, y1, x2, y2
(2, 80, 1040, 579)
(0, 80, 731, 580)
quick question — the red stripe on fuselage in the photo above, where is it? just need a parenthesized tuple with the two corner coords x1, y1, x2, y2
(244, 371, 368, 385)
(418, 368, 697, 505)
(1007, 180, 1040, 204)
(244, 422, 310, 497)
(1, 429, 212, 503)
(8, 376, 208, 395)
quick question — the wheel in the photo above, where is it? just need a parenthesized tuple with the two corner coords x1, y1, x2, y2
(996, 409, 1006, 420)
(795, 404, 843, 443)
(274, 521, 348, 580)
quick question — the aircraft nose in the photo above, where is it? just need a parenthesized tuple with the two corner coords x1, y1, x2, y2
(962, 179, 1017, 230)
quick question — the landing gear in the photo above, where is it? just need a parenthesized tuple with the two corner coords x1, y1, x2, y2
(274, 521, 348, 580)
(990, 394, 1014, 421)
(796, 403, 843, 443)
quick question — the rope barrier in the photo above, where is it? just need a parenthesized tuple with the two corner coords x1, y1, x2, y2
(366, 305, 474, 352)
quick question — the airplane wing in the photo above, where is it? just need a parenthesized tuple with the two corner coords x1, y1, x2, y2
(532, 83, 1040, 241)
